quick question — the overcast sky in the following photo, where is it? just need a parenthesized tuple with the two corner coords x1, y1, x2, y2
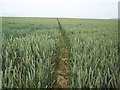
(0, 0, 119, 19)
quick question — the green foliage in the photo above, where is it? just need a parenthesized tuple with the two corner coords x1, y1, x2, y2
(2, 17, 60, 88)
(59, 18, 119, 88)
(2, 17, 119, 88)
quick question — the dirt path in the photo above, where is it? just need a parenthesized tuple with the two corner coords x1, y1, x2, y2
(51, 19, 70, 88)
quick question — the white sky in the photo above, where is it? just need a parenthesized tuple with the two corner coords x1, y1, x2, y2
(0, 0, 119, 18)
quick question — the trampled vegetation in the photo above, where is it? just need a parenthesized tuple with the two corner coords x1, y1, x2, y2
(1, 17, 120, 88)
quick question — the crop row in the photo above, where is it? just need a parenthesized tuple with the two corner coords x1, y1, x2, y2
(2, 30, 61, 88)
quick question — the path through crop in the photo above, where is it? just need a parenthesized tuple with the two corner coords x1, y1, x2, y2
(51, 19, 70, 88)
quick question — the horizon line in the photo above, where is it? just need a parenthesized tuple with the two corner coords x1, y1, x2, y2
(1, 16, 118, 20)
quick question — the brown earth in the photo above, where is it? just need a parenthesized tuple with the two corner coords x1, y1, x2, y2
(51, 19, 70, 88)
